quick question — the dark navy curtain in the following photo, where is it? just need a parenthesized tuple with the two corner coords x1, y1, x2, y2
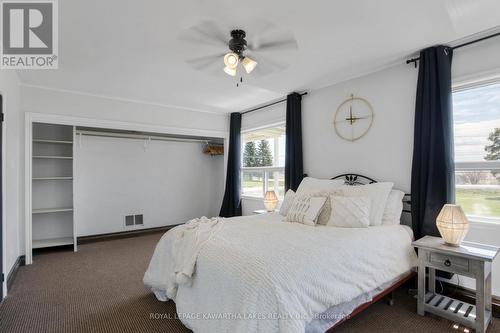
(285, 92, 304, 191)
(411, 45, 455, 240)
(219, 112, 242, 217)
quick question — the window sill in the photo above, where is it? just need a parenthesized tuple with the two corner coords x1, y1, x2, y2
(241, 195, 284, 203)
(241, 195, 263, 201)
(467, 217, 500, 230)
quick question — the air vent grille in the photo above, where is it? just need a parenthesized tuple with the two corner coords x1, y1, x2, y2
(125, 215, 134, 226)
(134, 214, 143, 225)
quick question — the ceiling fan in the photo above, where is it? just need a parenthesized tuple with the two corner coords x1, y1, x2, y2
(179, 21, 298, 80)
(222, 29, 257, 76)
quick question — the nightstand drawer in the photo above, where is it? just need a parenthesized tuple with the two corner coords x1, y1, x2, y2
(430, 253, 469, 272)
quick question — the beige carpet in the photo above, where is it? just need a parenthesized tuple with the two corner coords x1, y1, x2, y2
(0, 232, 498, 333)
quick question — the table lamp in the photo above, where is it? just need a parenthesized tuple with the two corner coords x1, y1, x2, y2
(436, 204, 469, 247)
(263, 191, 278, 212)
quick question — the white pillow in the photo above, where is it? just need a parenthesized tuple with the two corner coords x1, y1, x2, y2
(381, 190, 405, 225)
(337, 182, 393, 226)
(285, 195, 327, 226)
(328, 196, 371, 228)
(296, 177, 345, 195)
(279, 189, 296, 216)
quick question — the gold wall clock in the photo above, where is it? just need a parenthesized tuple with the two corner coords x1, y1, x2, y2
(333, 94, 374, 142)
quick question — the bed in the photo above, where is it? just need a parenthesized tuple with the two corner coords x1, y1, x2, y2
(144, 174, 418, 333)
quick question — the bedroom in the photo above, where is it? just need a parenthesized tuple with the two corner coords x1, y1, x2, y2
(1, 1, 500, 333)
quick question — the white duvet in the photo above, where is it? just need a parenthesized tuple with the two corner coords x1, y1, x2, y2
(144, 213, 417, 333)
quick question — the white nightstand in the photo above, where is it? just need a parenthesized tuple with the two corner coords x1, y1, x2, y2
(412, 236, 499, 333)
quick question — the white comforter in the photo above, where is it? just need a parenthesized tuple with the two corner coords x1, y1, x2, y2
(144, 213, 417, 333)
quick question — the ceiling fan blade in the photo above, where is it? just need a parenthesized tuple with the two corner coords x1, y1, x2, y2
(246, 52, 288, 75)
(249, 37, 298, 52)
(185, 53, 224, 70)
(178, 21, 229, 48)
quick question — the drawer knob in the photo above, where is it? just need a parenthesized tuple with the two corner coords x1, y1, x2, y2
(444, 259, 451, 267)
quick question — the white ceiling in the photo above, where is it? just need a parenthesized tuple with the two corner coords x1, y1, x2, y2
(17, 0, 500, 113)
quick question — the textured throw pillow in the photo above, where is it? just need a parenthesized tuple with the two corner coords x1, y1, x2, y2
(279, 189, 296, 216)
(381, 190, 405, 225)
(338, 182, 393, 226)
(306, 190, 335, 225)
(328, 196, 371, 228)
(296, 177, 345, 196)
(285, 195, 327, 226)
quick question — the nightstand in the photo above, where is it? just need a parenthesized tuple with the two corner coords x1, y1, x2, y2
(412, 236, 499, 333)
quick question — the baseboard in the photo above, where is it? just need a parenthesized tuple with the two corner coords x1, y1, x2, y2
(7, 255, 25, 292)
(77, 225, 181, 244)
(440, 280, 500, 318)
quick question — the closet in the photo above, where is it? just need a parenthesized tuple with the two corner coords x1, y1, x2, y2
(25, 120, 225, 265)
(31, 123, 76, 253)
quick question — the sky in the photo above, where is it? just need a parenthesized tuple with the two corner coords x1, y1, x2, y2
(453, 82, 500, 162)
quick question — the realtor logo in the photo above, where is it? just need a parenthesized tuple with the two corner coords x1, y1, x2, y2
(1, 0, 58, 69)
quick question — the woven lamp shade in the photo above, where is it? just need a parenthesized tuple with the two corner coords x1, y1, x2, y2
(263, 191, 278, 212)
(436, 204, 469, 246)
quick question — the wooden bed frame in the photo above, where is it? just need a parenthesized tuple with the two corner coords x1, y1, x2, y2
(325, 271, 416, 332)
(324, 174, 415, 332)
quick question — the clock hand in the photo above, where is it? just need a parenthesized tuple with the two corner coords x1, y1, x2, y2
(344, 115, 370, 123)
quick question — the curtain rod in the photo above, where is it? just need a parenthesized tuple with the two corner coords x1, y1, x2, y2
(406, 31, 500, 67)
(240, 92, 308, 115)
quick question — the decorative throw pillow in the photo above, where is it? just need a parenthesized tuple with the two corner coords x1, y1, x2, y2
(279, 189, 296, 216)
(285, 195, 327, 226)
(381, 190, 405, 225)
(328, 196, 371, 228)
(306, 190, 335, 225)
(338, 182, 393, 226)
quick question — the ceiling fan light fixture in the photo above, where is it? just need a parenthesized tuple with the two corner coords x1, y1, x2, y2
(223, 52, 239, 69)
(241, 56, 257, 73)
(223, 66, 237, 76)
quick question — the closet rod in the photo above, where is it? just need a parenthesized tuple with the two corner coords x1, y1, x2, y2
(76, 130, 214, 144)
(240, 92, 308, 115)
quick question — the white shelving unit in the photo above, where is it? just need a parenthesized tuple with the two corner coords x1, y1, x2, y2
(30, 122, 76, 259)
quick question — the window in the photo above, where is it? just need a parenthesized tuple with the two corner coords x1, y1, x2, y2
(453, 82, 500, 221)
(241, 125, 285, 198)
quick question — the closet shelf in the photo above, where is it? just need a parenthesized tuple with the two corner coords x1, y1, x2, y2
(33, 156, 73, 160)
(33, 139, 73, 145)
(32, 237, 74, 249)
(33, 207, 73, 214)
(33, 177, 73, 180)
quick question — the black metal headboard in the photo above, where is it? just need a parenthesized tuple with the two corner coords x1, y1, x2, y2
(330, 173, 412, 216)
(331, 173, 376, 186)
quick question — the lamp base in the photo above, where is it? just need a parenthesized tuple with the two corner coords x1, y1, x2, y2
(443, 241, 461, 247)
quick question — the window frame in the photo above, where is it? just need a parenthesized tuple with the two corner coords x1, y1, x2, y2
(452, 77, 500, 224)
(240, 123, 285, 199)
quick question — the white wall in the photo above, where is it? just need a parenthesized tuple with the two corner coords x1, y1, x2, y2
(74, 135, 223, 236)
(0, 71, 22, 298)
(21, 86, 227, 136)
(303, 63, 417, 192)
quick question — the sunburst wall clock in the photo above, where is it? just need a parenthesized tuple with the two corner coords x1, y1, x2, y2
(333, 94, 374, 142)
